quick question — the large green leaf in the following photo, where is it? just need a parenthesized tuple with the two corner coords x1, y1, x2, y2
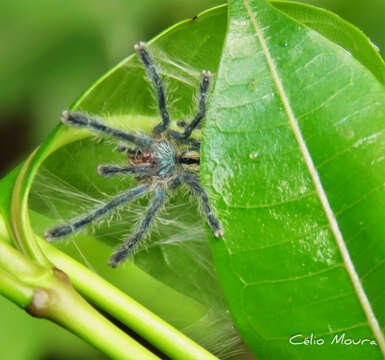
(203, 0, 385, 359)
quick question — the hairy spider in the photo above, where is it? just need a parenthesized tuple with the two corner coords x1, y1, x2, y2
(44, 41, 224, 268)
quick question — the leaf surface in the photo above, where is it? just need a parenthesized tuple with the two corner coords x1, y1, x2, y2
(272, 0, 385, 86)
(202, 0, 385, 358)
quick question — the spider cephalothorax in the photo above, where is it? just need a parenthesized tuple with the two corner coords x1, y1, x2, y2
(44, 42, 224, 267)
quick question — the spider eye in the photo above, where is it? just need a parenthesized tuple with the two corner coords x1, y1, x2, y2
(180, 150, 200, 165)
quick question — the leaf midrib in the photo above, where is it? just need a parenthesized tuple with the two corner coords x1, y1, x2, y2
(241, 0, 385, 352)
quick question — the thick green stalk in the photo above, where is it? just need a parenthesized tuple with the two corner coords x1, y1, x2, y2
(0, 227, 160, 360)
(0, 238, 48, 281)
(10, 149, 51, 266)
(39, 238, 220, 360)
(0, 267, 34, 307)
(27, 268, 160, 360)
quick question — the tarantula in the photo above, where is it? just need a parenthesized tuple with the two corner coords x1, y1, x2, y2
(44, 41, 224, 267)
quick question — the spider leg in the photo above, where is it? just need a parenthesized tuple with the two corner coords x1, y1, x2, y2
(183, 70, 211, 138)
(181, 174, 224, 238)
(167, 133, 201, 149)
(116, 142, 142, 155)
(168, 70, 211, 142)
(108, 186, 166, 267)
(97, 164, 150, 178)
(188, 139, 201, 150)
(169, 175, 182, 190)
(176, 120, 202, 130)
(60, 111, 152, 148)
(44, 184, 149, 241)
(176, 120, 187, 128)
(134, 42, 170, 135)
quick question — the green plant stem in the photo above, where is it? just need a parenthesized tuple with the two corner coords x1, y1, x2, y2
(0, 226, 160, 360)
(39, 238, 220, 360)
(0, 267, 34, 307)
(10, 148, 51, 266)
(0, 237, 48, 281)
(29, 268, 161, 360)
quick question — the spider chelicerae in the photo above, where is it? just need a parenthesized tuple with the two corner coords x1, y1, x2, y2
(44, 41, 224, 267)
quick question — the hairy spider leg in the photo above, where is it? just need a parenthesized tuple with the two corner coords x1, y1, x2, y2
(183, 70, 211, 137)
(116, 143, 142, 155)
(181, 70, 212, 139)
(134, 42, 170, 135)
(182, 174, 224, 238)
(188, 139, 201, 150)
(108, 186, 166, 267)
(168, 70, 211, 147)
(169, 175, 182, 189)
(169, 135, 200, 150)
(61, 111, 152, 149)
(97, 164, 151, 178)
(44, 184, 149, 241)
(176, 120, 201, 129)
(176, 120, 187, 128)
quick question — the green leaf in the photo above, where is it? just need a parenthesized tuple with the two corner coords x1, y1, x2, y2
(271, 0, 385, 86)
(203, 0, 385, 359)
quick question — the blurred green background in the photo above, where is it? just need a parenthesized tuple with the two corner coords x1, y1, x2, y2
(0, 0, 383, 359)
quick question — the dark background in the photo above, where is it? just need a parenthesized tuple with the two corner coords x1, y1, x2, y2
(0, 0, 383, 359)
